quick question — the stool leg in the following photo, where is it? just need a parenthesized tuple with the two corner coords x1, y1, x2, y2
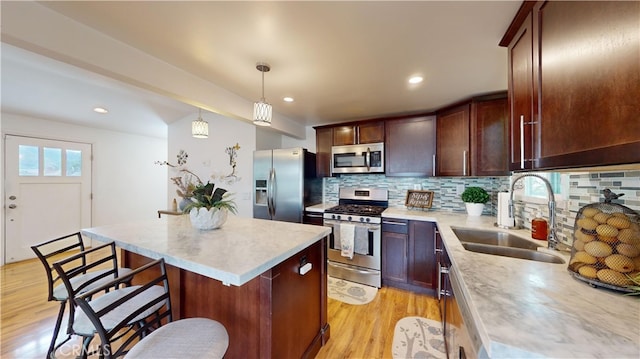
(48, 301, 68, 359)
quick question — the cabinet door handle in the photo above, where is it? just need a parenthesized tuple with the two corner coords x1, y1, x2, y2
(462, 150, 468, 176)
(520, 115, 525, 170)
(354, 127, 358, 144)
(432, 154, 436, 176)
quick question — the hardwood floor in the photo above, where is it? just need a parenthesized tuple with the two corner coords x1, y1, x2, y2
(316, 286, 440, 359)
(1, 257, 440, 359)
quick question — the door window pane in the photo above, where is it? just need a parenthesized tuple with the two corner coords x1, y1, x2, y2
(66, 150, 82, 176)
(18, 145, 39, 176)
(43, 147, 62, 176)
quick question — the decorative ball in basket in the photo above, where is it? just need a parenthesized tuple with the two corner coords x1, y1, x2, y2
(567, 189, 640, 292)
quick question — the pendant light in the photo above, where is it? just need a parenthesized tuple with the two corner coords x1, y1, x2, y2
(253, 62, 272, 126)
(192, 108, 208, 138)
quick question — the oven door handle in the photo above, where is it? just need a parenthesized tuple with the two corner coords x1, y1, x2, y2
(329, 261, 379, 274)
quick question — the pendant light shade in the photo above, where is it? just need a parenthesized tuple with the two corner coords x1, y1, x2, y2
(192, 108, 208, 138)
(253, 62, 272, 126)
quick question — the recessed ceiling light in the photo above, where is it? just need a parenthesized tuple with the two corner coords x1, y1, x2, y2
(408, 76, 423, 84)
(93, 107, 108, 114)
(283, 97, 294, 102)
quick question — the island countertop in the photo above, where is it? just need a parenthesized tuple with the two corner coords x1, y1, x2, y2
(81, 215, 331, 286)
(382, 208, 640, 359)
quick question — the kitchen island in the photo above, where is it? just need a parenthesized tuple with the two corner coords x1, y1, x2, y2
(382, 208, 640, 359)
(82, 215, 331, 359)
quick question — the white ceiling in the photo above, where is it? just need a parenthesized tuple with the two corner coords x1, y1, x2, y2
(1, 1, 522, 138)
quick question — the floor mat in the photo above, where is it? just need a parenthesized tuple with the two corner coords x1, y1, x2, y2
(392, 316, 446, 359)
(327, 275, 378, 305)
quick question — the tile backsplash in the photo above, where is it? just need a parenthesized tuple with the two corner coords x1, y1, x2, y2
(323, 170, 640, 246)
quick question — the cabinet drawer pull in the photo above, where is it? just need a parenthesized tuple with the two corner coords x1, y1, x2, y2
(382, 220, 407, 226)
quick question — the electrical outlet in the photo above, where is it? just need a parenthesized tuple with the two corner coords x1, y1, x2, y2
(456, 185, 465, 195)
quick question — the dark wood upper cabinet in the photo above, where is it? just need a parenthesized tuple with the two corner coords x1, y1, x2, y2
(332, 121, 385, 145)
(502, 0, 640, 170)
(385, 116, 436, 177)
(507, 11, 535, 171)
(436, 93, 509, 176)
(436, 104, 470, 176)
(471, 97, 509, 176)
(315, 127, 333, 178)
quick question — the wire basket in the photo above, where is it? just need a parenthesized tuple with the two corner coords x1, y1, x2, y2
(567, 192, 640, 293)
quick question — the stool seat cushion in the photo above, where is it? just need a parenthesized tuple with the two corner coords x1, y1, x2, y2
(52, 267, 133, 301)
(125, 318, 229, 359)
(73, 285, 165, 336)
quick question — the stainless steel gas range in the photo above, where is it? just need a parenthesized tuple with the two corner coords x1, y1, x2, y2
(323, 187, 388, 288)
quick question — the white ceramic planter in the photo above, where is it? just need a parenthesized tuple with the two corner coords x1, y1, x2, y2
(189, 207, 228, 230)
(465, 203, 485, 216)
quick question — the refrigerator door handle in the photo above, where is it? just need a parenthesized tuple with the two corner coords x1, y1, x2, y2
(267, 168, 274, 217)
(270, 168, 277, 216)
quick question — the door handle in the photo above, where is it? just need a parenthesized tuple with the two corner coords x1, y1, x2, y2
(365, 147, 371, 171)
(270, 168, 277, 216)
(8, 204, 17, 209)
(432, 154, 436, 176)
(462, 150, 468, 176)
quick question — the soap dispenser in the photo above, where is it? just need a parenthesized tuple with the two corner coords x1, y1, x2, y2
(531, 211, 548, 240)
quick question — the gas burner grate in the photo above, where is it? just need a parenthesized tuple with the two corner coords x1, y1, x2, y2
(325, 204, 386, 217)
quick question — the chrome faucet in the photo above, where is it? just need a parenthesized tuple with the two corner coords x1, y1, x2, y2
(509, 174, 560, 250)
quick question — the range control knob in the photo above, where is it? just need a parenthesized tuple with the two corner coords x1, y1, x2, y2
(359, 217, 365, 222)
(348, 216, 352, 221)
(336, 215, 341, 220)
(331, 214, 336, 220)
(365, 217, 371, 223)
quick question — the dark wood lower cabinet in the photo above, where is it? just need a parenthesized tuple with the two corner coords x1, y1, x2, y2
(382, 219, 437, 295)
(408, 221, 436, 289)
(122, 238, 328, 359)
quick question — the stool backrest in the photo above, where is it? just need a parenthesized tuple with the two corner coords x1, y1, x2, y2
(51, 242, 122, 332)
(69, 259, 172, 359)
(31, 232, 85, 301)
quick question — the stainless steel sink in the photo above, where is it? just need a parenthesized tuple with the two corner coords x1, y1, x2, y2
(451, 227, 541, 250)
(460, 242, 565, 264)
(452, 227, 565, 264)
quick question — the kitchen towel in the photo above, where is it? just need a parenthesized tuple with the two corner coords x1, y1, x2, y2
(497, 192, 515, 228)
(354, 226, 369, 255)
(340, 223, 355, 259)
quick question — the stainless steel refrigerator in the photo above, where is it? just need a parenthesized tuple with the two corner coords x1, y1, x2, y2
(253, 148, 321, 223)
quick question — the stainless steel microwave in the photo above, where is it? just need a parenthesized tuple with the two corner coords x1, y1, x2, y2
(331, 142, 384, 174)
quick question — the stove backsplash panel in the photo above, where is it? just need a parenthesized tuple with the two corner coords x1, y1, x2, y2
(323, 170, 639, 246)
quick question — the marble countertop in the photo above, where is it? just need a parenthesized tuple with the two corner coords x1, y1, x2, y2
(82, 215, 330, 287)
(305, 203, 337, 213)
(382, 207, 640, 358)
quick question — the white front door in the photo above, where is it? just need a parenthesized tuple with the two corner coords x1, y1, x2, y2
(4, 135, 92, 263)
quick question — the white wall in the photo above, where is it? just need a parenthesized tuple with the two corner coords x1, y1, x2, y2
(168, 111, 256, 218)
(256, 127, 282, 151)
(1, 113, 168, 264)
(282, 126, 317, 153)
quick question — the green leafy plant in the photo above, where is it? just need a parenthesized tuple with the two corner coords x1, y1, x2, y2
(461, 187, 490, 204)
(183, 182, 237, 214)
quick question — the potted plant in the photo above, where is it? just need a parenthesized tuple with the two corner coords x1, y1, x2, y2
(461, 186, 490, 216)
(183, 182, 237, 230)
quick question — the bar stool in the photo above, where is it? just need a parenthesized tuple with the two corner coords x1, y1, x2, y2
(31, 233, 132, 358)
(71, 258, 229, 359)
